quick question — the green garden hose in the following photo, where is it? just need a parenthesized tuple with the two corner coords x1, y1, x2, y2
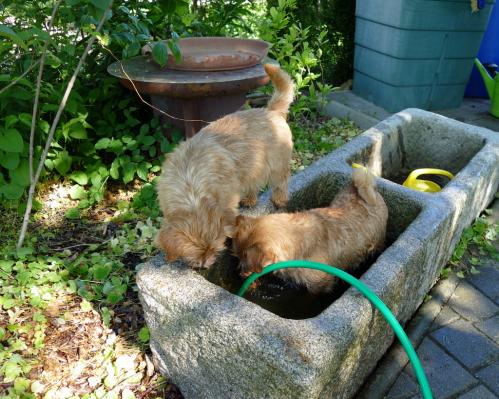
(237, 260, 433, 399)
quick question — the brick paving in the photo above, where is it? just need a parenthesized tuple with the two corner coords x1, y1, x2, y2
(357, 198, 499, 399)
(359, 254, 499, 399)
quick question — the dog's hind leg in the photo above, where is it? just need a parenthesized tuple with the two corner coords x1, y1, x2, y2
(240, 190, 258, 207)
(269, 169, 289, 208)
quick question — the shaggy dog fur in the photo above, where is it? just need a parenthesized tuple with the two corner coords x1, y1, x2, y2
(155, 64, 294, 269)
(232, 168, 388, 293)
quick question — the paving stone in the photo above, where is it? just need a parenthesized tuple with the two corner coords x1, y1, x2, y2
(448, 282, 498, 322)
(358, 293, 445, 399)
(476, 362, 499, 396)
(430, 275, 460, 303)
(405, 338, 476, 398)
(467, 263, 499, 305)
(429, 305, 461, 332)
(457, 385, 497, 399)
(386, 371, 419, 399)
(431, 319, 499, 370)
(475, 315, 499, 344)
(483, 198, 499, 225)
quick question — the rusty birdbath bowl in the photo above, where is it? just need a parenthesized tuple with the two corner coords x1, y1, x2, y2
(107, 38, 274, 138)
(142, 37, 270, 71)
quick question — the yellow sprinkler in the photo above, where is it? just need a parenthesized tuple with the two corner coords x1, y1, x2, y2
(402, 168, 454, 193)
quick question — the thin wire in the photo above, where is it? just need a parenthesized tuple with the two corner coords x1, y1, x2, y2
(101, 44, 211, 124)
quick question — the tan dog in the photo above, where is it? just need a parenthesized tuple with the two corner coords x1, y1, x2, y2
(232, 168, 388, 293)
(156, 64, 294, 269)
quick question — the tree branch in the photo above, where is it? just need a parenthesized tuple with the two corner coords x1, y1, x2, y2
(17, 1, 114, 249)
(17, 0, 63, 250)
(29, 0, 64, 193)
(0, 59, 40, 96)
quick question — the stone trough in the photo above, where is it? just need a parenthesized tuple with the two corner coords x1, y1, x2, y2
(136, 109, 499, 398)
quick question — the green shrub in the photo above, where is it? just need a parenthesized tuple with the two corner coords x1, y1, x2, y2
(267, 0, 356, 85)
(257, 0, 333, 117)
(0, 1, 185, 210)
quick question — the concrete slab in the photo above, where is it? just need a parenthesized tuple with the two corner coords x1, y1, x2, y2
(475, 315, 499, 344)
(324, 91, 499, 134)
(437, 99, 499, 132)
(385, 371, 418, 399)
(429, 306, 461, 333)
(325, 91, 391, 130)
(467, 263, 499, 305)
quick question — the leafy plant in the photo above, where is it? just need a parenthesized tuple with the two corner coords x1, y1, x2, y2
(291, 116, 360, 171)
(131, 180, 161, 218)
(0, 1, 188, 222)
(441, 216, 499, 278)
(256, 0, 333, 117)
(191, 0, 254, 36)
(267, 0, 356, 85)
(149, 33, 181, 68)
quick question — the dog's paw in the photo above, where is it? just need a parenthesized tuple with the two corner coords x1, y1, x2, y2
(271, 195, 288, 208)
(240, 196, 258, 207)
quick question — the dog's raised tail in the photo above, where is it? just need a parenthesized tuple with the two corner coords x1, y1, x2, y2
(352, 167, 379, 206)
(264, 64, 294, 118)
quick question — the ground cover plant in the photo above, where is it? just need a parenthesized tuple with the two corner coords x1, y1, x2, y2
(1, 1, 497, 398)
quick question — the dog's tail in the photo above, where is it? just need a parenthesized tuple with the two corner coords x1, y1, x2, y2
(264, 64, 294, 118)
(352, 167, 379, 206)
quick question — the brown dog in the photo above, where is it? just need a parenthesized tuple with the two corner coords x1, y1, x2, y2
(232, 168, 388, 293)
(156, 64, 294, 269)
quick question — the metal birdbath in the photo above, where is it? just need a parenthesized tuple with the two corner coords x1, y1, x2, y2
(107, 37, 273, 138)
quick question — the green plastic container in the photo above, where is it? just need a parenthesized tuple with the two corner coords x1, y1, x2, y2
(353, 0, 495, 112)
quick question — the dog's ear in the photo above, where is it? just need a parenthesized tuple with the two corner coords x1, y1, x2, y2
(155, 227, 180, 262)
(235, 214, 255, 228)
(232, 215, 252, 240)
(245, 245, 278, 273)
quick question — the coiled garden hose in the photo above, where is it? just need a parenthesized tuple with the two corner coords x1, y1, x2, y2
(237, 260, 433, 399)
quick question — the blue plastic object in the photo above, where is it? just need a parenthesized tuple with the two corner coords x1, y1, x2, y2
(466, 3, 499, 98)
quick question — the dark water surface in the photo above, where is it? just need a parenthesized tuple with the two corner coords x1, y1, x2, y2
(199, 251, 371, 320)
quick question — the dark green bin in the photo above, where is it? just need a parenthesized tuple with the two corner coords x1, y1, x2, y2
(353, 0, 495, 112)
